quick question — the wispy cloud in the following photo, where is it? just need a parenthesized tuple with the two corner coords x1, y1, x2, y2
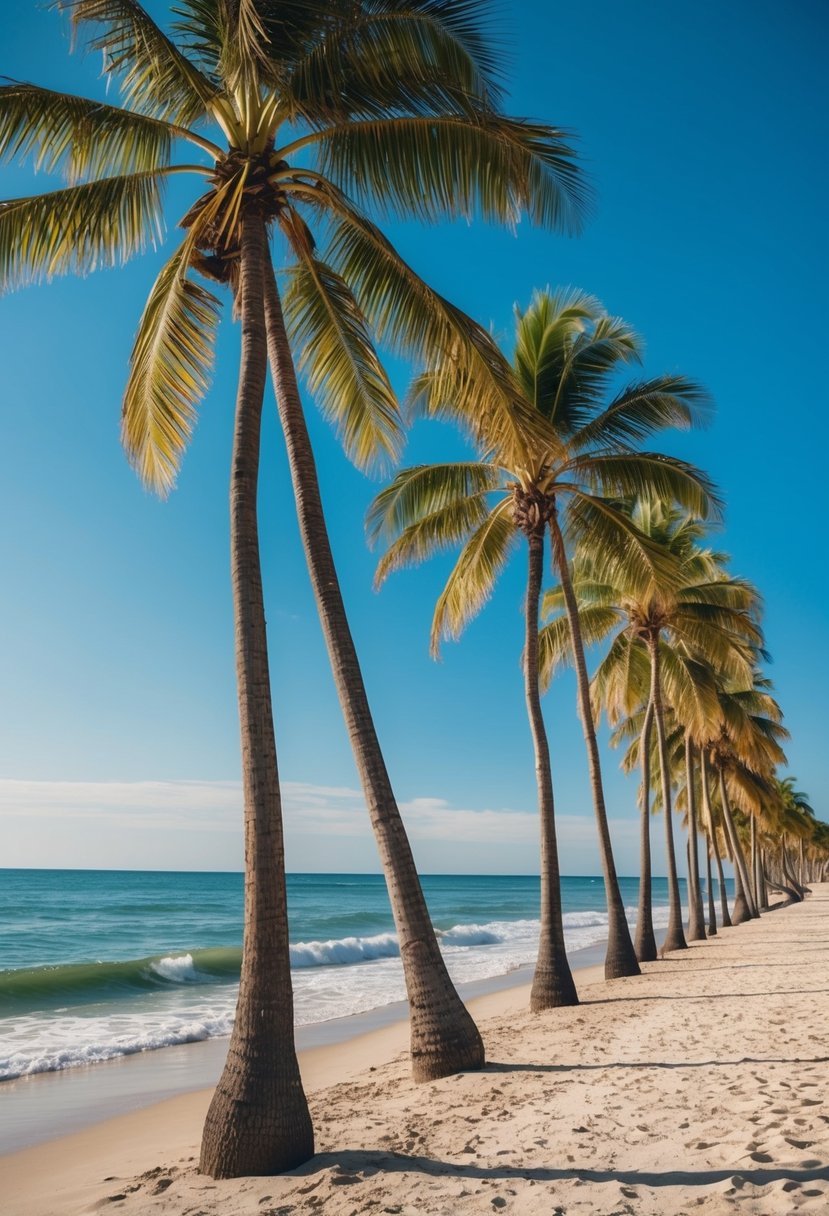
(0, 777, 637, 872)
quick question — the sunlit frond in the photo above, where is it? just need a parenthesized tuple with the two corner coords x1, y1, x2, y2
(0, 170, 167, 290)
(282, 248, 402, 472)
(568, 451, 723, 523)
(0, 82, 181, 182)
(571, 375, 713, 452)
(121, 232, 221, 495)
(430, 499, 516, 655)
(282, 1, 504, 126)
(367, 461, 502, 546)
(537, 604, 619, 689)
(313, 110, 588, 232)
(58, 0, 219, 124)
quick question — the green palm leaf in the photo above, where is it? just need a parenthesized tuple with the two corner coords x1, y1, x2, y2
(367, 460, 502, 544)
(0, 170, 167, 289)
(571, 375, 713, 452)
(282, 3, 503, 125)
(282, 248, 402, 473)
(59, 0, 219, 125)
(121, 232, 221, 495)
(430, 499, 516, 655)
(313, 111, 588, 231)
(0, 82, 182, 181)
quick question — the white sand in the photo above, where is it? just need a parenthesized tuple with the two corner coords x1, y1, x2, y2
(2, 888, 828, 1215)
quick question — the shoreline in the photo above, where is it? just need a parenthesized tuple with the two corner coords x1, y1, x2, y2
(0, 941, 608, 1156)
(2, 890, 828, 1216)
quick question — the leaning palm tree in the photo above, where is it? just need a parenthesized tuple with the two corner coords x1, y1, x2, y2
(1, 0, 588, 1174)
(369, 289, 718, 982)
(542, 502, 762, 956)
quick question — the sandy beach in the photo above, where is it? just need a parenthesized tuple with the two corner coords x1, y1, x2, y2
(1, 888, 827, 1215)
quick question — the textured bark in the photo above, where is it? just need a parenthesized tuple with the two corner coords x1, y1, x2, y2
(262, 265, 483, 1080)
(701, 754, 731, 927)
(634, 699, 658, 962)
(717, 767, 757, 922)
(525, 532, 578, 1010)
(648, 639, 686, 953)
(704, 834, 717, 936)
(684, 735, 706, 941)
(749, 815, 760, 911)
(549, 514, 639, 979)
(200, 215, 314, 1179)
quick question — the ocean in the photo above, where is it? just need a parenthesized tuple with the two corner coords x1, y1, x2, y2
(0, 869, 716, 1083)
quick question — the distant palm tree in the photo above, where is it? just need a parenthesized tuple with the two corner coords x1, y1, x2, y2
(1, 0, 588, 1173)
(369, 289, 717, 983)
(543, 502, 762, 956)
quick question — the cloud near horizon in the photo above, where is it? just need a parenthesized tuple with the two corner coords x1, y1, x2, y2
(0, 777, 638, 874)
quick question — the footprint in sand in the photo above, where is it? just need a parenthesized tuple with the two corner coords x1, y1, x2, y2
(749, 1151, 773, 1163)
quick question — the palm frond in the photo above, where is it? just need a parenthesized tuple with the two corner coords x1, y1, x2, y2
(293, 180, 546, 465)
(121, 231, 221, 495)
(567, 451, 723, 523)
(538, 604, 618, 689)
(430, 498, 516, 655)
(366, 460, 502, 545)
(372, 492, 495, 587)
(0, 170, 167, 290)
(58, 0, 219, 125)
(571, 375, 714, 452)
(282, 1, 504, 126)
(282, 247, 402, 473)
(0, 82, 184, 182)
(313, 110, 588, 232)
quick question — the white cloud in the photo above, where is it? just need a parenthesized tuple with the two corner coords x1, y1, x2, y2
(0, 777, 640, 874)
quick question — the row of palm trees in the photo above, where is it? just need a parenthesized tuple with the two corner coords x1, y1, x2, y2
(2, 0, 825, 1183)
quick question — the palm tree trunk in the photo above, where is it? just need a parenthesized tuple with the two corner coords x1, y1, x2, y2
(200, 214, 313, 1179)
(717, 767, 757, 922)
(750, 815, 760, 911)
(525, 531, 578, 1010)
(704, 835, 717, 935)
(684, 734, 706, 941)
(634, 699, 658, 962)
(549, 512, 639, 978)
(701, 753, 730, 927)
(648, 638, 686, 953)
(262, 263, 484, 1080)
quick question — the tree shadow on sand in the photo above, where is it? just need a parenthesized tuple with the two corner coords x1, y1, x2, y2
(482, 1054, 829, 1074)
(293, 1149, 829, 1191)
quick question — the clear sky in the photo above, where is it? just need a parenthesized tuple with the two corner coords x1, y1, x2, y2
(1, 1, 826, 875)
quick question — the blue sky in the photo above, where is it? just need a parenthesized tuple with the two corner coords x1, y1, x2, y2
(1, 0, 826, 874)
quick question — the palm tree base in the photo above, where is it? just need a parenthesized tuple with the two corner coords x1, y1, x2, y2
(661, 925, 688, 953)
(409, 1006, 485, 1082)
(604, 927, 642, 978)
(529, 962, 580, 1010)
(634, 933, 658, 963)
(730, 894, 752, 925)
(199, 1067, 314, 1178)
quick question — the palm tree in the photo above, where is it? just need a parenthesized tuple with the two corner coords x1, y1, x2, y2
(703, 676, 788, 924)
(368, 290, 718, 982)
(1, 0, 588, 1173)
(542, 502, 761, 956)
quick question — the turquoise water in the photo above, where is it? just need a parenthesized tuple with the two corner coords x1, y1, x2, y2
(0, 870, 717, 1080)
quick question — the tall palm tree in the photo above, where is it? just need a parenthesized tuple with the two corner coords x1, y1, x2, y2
(1, 0, 587, 1173)
(368, 290, 718, 982)
(542, 502, 761, 956)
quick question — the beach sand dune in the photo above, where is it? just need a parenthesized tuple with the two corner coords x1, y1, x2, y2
(3, 886, 828, 1215)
